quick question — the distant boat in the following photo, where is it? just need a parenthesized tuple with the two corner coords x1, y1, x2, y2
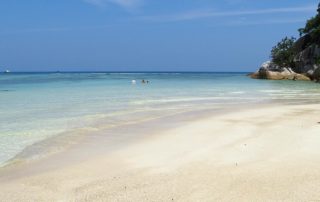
(4, 70, 10, 73)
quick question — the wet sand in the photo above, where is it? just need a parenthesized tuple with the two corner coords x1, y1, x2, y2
(1, 104, 320, 201)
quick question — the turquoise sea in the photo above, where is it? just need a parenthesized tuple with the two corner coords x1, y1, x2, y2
(0, 72, 320, 165)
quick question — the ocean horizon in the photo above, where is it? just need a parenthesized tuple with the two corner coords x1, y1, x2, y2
(1, 71, 252, 74)
(2, 1, 320, 200)
(1, 72, 319, 166)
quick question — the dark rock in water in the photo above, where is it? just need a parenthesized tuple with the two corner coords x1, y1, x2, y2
(249, 61, 311, 81)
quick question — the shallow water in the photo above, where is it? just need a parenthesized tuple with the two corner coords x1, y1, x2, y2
(0, 72, 319, 165)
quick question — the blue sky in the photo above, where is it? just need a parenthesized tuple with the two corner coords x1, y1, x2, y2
(0, 0, 318, 72)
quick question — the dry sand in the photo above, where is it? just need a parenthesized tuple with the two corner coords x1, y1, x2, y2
(1, 104, 320, 201)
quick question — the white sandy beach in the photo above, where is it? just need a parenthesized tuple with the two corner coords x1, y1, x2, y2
(1, 104, 320, 201)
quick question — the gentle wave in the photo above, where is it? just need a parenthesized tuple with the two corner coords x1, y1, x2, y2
(1, 72, 320, 166)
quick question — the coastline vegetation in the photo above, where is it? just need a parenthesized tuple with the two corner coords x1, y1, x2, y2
(271, 3, 320, 68)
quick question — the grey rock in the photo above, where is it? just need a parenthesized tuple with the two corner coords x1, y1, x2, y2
(252, 34, 320, 81)
(250, 61, 311, 81)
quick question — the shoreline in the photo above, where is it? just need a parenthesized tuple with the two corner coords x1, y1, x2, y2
(2, 72, 320, 170)
(1, 102, 320, 201)
(1, 102, 259, 169)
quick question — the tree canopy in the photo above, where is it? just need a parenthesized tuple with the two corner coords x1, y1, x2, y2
(298, 3, 320, 43)
(271, 37, 296, 67)
(271, 2, 320, 67)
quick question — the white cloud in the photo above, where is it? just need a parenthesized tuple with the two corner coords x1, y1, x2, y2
(140, 5, 316, 22)
(227, 19, 307, 26)
(84, 0, 142, 9)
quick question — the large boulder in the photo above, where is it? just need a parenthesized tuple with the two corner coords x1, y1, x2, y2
(294, 73, 312, 81)
(293, 44, 320, 72)
(293, 43, 320, 80)
(250, 61, 311, 81)
(293, 34, 311, 55)
(313, 66, 320, 81)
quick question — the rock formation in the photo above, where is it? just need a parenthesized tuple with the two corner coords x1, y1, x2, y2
(251, 3, 320, 82)
(292, 35, 320, 80)
(249, 61, 311, 81)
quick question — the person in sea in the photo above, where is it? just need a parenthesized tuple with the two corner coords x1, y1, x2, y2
(142, 79, 150, 84)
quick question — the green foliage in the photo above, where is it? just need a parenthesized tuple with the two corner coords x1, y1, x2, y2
(271, 3, 320, 68)
(271, 37, 296, 67)
(299, 16, 320, 36)
(298, 3, 320, 41)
